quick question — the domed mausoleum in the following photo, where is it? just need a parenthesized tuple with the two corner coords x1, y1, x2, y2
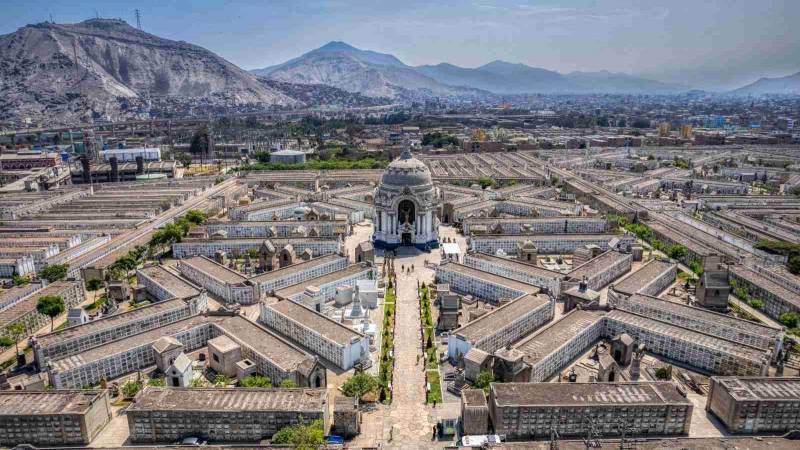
(373, 148, 440, 250)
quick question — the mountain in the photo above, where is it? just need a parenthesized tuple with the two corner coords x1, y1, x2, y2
(416, 60, 575, 94)
(565, 70, 687, 94)
(252, 41, 487, 99)
(417, 61, 687, 94)
(0, 19, 295, 124)
(730, 72, 800, 95)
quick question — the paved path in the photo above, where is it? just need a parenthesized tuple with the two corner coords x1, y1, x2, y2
(383, 247, 438, 449)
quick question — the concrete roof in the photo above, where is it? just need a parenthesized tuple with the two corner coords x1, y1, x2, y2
(613, 258, 675, 296)
(454, 294, 550, 343)
(490, 382, 690, 407)
(513, 309, 606, 366)
(0, 390, 106, 415)
(712, 377, 800, 401)
(36, 298, 189, 350)
(138, 265, 200, 299)
(266, 299, 364, 345)
(128, 386, 325, 412)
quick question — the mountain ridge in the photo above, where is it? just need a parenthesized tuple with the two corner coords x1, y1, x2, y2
(254, 41, 689, 96)
(0, 18, 296, 124)
(730, 71, 800, 95)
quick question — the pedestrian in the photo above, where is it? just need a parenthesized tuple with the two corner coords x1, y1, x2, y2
(433, 399, 437, 408)
(432, 424, 437, 440)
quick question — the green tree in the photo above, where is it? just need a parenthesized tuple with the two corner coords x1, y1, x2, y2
(279, 379, 297, 388)
(477, 177, 496, 190)
(189, 127, 209, 156)
(271, 419, 325, 450)
(85, 278, 104, 304)
(147, 378, 165, 387)
(5, 323, 25, 355)
(36, 295, 66, 331)
(341, 372, 378, 399)
(747, 299, 764, 310)
(474, 370, 495, 393)
(779, 311, 800, 329)
(40, 264, 69, 283)
(121, 381, 142, 399)
(688, 260, 704, 276)
(184, 209, 208, 225)
(176, 152, 193, 168)
(667, 244, 688, 260)
(0, 336, 14, 352)
(240, 375, 272, 388)
(789, 255, 800, 275)
(12, 274, 31, 286)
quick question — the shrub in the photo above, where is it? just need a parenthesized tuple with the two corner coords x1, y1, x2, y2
(779, 311, 800, 329)
(40, 264, 69, 283)
(341, 372, 378, 398)
(747, 299, 764, 310)
(279, 379, 297, 388)
(474, 370, 495, 393)
(655, 367, 671, 380)
(271, 419, 324, 449)
(240, 375, 272, 388)
(121, 381, 142, 399)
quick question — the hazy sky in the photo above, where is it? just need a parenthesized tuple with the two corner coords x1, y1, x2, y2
(2, 0, 799, 90)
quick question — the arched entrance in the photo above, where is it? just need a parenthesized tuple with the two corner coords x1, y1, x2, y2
(398, 200, 416, 246)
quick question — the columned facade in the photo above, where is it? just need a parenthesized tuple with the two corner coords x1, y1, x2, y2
(373, 148, 440, 250)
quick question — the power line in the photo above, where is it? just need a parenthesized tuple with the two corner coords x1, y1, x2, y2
(134, 9, 141, 30)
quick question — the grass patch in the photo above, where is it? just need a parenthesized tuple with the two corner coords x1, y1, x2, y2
(378, 286, 396, 404)
(426, 370, 443, 404)
(420, 285, 442, 401)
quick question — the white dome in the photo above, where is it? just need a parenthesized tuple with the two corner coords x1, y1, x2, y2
(379, 148, 432, 188)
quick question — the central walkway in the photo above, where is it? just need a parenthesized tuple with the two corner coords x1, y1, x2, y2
(384, 246, 438, 449)
(348, 225, 466, 449)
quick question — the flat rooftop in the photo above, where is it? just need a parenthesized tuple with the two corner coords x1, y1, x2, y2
(454, 294, 551, 343)
(624, 293, 780, 339)
(127, 387, 325, 413)
(213, 315, 314, 372)
(491, 382, 690, 407)
(0, 281, 77, 326)
(567, 251, 630, 280)
(50, 314, 214, 373)
(462, 389, 488, 407)
(606, 310, 767, 362)
(612, 259, 675, 296)
(138, 265, 200, 299)
(0, 390, 106, 415)
(712, 377, 800, 401)
(266, 299, 363, 345)
(437, 262, 540, 295)
(179, 256, 247, 284)
(36, 297, 190, 349)
(514, 309, 606, 366)
(250, 254, 344, 283)
(275, 263, 371, 298)
(729, 265, 800, 310)
(467, 252, 564, 280)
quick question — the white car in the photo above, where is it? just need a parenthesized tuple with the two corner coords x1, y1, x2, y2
(460, 435, 502, 447)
